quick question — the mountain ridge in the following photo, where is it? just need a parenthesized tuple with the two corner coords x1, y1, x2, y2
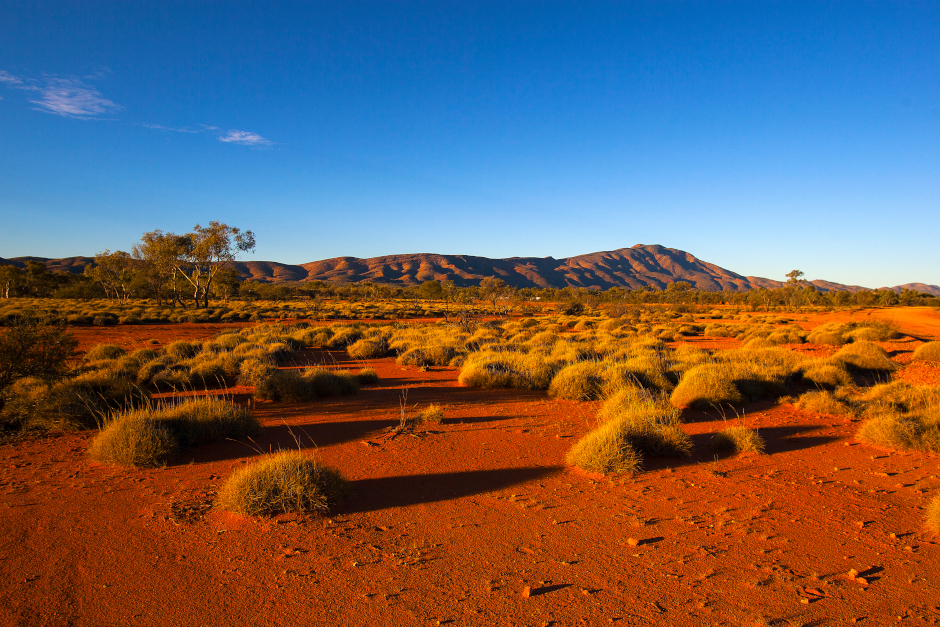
(2, 244, 938, 296)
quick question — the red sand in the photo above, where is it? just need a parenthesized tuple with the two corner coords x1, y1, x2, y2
(2, 308, 940, 626)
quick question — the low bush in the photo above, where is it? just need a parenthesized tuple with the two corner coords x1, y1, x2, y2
(218, 450, 347, 516)
(913, 341, 940, 363)
(458, 351, 559, 390)
(565, 419, 642, 474)
(712, 425, 765, 454)
(237, 357, 278, 387)
(858, 411, 940, 453)
(670, 362, 743, 410)
(416, 404, 444, 424)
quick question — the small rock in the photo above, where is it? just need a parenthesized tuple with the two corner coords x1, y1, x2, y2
(521, 586, 531, 599)
(627, 538, 639, 547)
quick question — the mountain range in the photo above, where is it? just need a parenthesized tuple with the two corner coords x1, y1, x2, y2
(3, 244, 939, 296)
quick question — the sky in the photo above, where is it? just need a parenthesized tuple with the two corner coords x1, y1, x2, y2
(1, 1, 938, 288)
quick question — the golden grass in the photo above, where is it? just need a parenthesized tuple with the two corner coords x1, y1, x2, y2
(913, 341, 940, 363)
(548, 361, 606, 401)
(670, 362, 743, 410)
(800, 361, 854, 389)
(416, 404, 444, 424)
(833, 340, 897, 372)
(926, 495, 940, 535)
(218, 450, 346, 516)
(89, 397, 259, 467)
(255, 368, 360, 402)
(796, 390, 853, 416)
(356, 368, 379, 385)
(712, 425, 765, 454)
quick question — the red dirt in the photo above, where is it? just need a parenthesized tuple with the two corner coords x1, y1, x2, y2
(3, 310, 940, 626)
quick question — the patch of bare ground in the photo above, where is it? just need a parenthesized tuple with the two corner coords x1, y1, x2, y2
(1, 318, 940, 626)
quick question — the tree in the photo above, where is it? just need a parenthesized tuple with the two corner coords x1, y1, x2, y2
(133, 230, 190, 306)
(0, 265, 23, 299)
(85, 250, 136, 302)
(178, 222, 255, 308)
(785, 269, 805, 285)
(479, 277, 508, 308)
(418, 280, 444, 301)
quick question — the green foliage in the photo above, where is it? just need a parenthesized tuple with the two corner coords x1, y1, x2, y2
(0, 315, 77, 392)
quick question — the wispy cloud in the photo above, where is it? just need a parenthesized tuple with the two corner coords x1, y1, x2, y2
(30, 77, 122, 118)
(141, 123, 199, 133)
(1, 69, 276, 146)
(0, 70, 121, 119)
(217, 129, 273, 146)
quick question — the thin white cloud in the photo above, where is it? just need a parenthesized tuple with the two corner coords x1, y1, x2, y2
(30, 77, 121, 118)
(0, 70, 121, 119)
(0, 70, 24, 86)
(217, 129, 273, 146)
(141, 123, 198, 133)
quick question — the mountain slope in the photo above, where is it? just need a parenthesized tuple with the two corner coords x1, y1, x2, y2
(3, 245, 936, 294)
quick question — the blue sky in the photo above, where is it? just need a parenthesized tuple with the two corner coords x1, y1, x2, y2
(1, 1, 938, 288)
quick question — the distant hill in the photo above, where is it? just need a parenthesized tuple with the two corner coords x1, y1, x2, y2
(2, 244, 937, 294)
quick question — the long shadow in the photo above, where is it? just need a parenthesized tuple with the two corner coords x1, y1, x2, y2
(441, 415, 516, 426)
(641, 424, 840, 472)
(342, 466, 564, 513)
(175, 418, 399, 465)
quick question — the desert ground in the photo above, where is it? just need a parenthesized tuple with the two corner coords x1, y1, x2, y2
(2, 307, 939, 627)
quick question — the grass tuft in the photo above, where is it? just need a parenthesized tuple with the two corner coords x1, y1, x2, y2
(712, 425, 765, 454)
(218, 450, 346, 516)
(913, 341, 940, 363)
(926, 495, 940, 535)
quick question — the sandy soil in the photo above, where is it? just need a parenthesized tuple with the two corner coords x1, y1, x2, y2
(2, 308, 940, 626)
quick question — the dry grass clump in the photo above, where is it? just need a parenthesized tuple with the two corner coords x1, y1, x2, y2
(3, 371, 152, 431)
(548, 361, 606, 401)
(796, 390, 853, 415)
(926, 495, 940, 535)
(670, 362, 744, 410)
(458, 350, 559, 390)
(565, 419, 642, 474)
(347, 337, 389, 359)
(799, 361, 854, 389)
(89, 397, 260, 467)
(237, 357, 278, 387)
(857, 383, 940, 453)
(255, 367, 360, 402)
(567, 396, 691, 474)
(85, 343, 126, 361)
(712, 425, 765, 454)
(356, 368, 379, 385)
(217, 450, 346, 516)
(912, 341, 940, 363)
(832, 341, 897, 372)
(806, 323, 849, 346)
(416, 404, 444, 424)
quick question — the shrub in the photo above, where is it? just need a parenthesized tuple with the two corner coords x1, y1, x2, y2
(327, 327, 363, 348)
(800, 361, 854, 389)
(85, 344, 126, 361)
(88, 397, 260, 467)
(913, 341, 940, 363)
(548, 362, 606, 401)
(218, 450, 346, 516)
(927, 495, 940, 535)
(833, 341, 897, 372)
(0, 314, 78, 392)
(807, 323, 848, 346)
(397, 345, 457, 367)
(712, 425, 765, 454)
(30, 372, 151, 430)
(356, 368, 379, 385)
